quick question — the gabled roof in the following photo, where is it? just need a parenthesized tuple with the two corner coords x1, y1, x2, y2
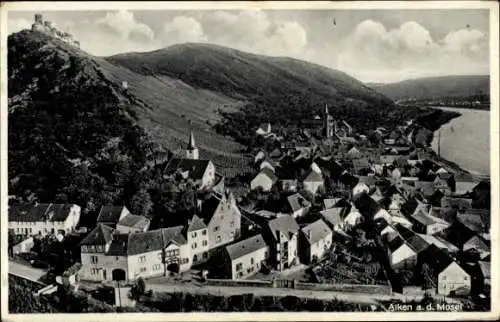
(286, 193, 311, 212)
(8, 203, 77, 223)
(80, 224, 114, 245)
(354, 194, 381, 219)
(97, 206, 127, 224)
(323, 198, 342, 209)
(320, 208, 345, 227)
(187, 214, 207, 232)
(301, 219, 332, 245)
(411, 210, 436, 226)
(268, 216, 300, 240)
(457, 211, 488, 233)
(464, 235, 489, 252)
(128, 230, 165, 255)
(406, 234, 431, 253)
(226, 234, 268, 260)
(117, 214, 150, 230)
(165, 158, 211, 180)
(106, 233, 129, 256)
(259, 167, 278, 183)
(161, 226, 187, 246)
(419, 244, 456, 274)
(478, 261, 490, 279)
(303, 170, 323, 183)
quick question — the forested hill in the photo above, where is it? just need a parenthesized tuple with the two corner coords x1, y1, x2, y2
(368, 75, 490, 102)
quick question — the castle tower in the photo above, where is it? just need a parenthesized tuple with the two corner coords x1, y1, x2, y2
(186, 129, 199, 160)
(324, 104, 334, 138)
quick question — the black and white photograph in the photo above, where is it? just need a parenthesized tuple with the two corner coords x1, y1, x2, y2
(1, 1, 498, 320)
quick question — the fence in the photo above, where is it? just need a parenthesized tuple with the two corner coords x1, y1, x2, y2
(205, 278, 391, 295)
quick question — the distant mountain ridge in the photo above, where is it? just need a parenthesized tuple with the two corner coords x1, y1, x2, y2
(368, 75, 490, 102)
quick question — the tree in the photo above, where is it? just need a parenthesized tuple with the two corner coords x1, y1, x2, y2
(129, 188, 153, 219)
(130, 277, 146, 300)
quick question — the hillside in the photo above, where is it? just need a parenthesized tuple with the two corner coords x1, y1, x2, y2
(368, 75, 489, 104)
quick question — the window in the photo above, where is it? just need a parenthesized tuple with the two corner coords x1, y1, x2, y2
(236, 263, 243, 271)
(158, 252, 163, 259)
(91, 268, 98, 275)
(203, 252, 208, 259)
(153, 264, 161, 271)
(115, 257, 119, 261)
(464, 276, 468, 281)
(140, 267, 147, 273)
(192, 232, 197, 238)
(192, 243, 198, 249)
(202, 230, 207, 236)
(91, 256, 98, 264)
(139, 256, 146, 263)
(214, 226, 220, 232)
(202, 240, 208, 246)
(216, 236, 222, 243)
(182, 258, 189, 264)
(251, 258, 254, 265)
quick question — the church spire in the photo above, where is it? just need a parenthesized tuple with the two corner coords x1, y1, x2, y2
(325, 104, 329, 116)
(186, 129, 199, 160)
(188, 129, 196, 150)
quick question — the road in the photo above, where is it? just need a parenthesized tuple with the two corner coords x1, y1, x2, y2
(9, 260, 47, 284)
(144, 281, 461, 305)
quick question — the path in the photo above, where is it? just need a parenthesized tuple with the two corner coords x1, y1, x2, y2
(9, 260, 47, 284)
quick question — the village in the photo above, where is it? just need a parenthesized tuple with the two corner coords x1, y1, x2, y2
(8, 104, 491, 309)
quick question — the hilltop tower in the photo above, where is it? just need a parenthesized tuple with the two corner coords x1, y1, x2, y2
(186, 129, 199, 160)
(323, 104, 335, 138)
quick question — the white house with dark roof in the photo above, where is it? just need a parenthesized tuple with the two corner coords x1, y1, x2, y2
(255, 123, 272, 136)
(285, 193, 311, 218)
(298, 219, 333, 264)
(320, 207, 347, 231)
(165, 158, 216, 188)
(186, 214, 210, 264)
(303, 170, 324, 195)
(251, 168, 278, 191)
(463, 235, 490, 260)
(264, 216, 300, 271)
(116, 214, 150, 234)
(259, 158, 276, 173)
(79, 224, 194, 282)
(222, 234, 269, 279)
(9, 203, 81, 236)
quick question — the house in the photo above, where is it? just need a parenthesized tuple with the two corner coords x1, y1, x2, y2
(197, 190, 242, 250)
(440, 196, 473, 211)
(265, 216, 300, 271)
(222, 234, 269, 279)
(346, 146, 362, 159)
(409, 208, 451, 235)
(418, 245, 471, 296)
(269, 148, 283, 160)
(285, 193, 311, 218)
(251, 168, 278, 191)
(417, 234, 460, 255)
(457, 210, 489, 234)
(116, 214, 150, 234)
(259, 158, 276, 173)
(298, 219, 333, 264)
(9, 203, 81, 236)
(280, 179, 298, 192)
(320, 207, 346, 231)
(303, 170, 324, 195)
(323, 198, 342, 210)
(352, 182, 370, 199)
(454, 181, 477, 196)
(97, 206, 130, 228)
(254, 150, 266, 164)
(386, 236, 418, 271)
(433, 173, 456, 195)
(343, 204, 364, 229)
(352, 158, 371, 174)
(186, 215, 210, 264)
(463, 235, 490, 260)
(256, 123, 272, 136)
(165, 158, 216, 188)
(379, 155, 398, 166)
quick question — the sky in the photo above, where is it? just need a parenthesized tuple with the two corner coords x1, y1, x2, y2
(7, 9, 490, 83)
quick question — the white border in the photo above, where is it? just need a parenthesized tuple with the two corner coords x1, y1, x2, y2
(1, 1, 499, 321)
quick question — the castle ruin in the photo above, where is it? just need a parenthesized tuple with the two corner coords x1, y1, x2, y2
(31, 14, 80, 48)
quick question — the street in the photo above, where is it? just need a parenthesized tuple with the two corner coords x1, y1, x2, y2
(9, 260, 47, 284)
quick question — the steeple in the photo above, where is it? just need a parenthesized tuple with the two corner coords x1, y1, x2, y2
(325, 104, 329, 116)
(186, 129, 199, 160)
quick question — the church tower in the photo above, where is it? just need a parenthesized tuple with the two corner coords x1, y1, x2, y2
(324, 104, 335, 138)
(186, 129, 199, 160)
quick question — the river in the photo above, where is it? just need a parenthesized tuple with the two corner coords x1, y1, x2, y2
(431, 107, 490, 176)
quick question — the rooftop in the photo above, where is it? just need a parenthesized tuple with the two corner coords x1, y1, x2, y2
(226, 234, 268, 260)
